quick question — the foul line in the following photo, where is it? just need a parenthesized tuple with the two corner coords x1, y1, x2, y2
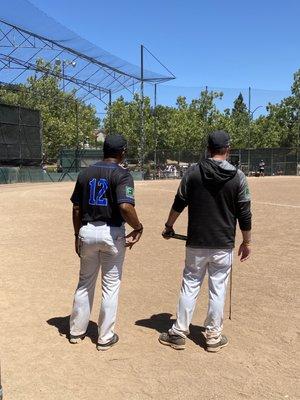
(140, 187, 300, 208)
(254, 201, 300, 209)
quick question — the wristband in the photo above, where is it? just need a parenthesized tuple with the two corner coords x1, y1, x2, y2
(242, 241, 251, 246)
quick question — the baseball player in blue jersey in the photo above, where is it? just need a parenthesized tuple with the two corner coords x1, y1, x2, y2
(69, 134, 143, 351)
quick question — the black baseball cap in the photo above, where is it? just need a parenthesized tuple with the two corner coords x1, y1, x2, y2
(208, 130, 230, 149)
(103, 134, 127, 155)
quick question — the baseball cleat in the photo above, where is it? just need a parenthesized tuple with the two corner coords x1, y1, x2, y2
(158, 332, 186, 350)
(206, 335, 228, 353)
(97, 333, 119, 351)
(69, 334, 85, 344)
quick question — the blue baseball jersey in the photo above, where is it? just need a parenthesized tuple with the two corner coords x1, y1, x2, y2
(71, 161, 135, 226)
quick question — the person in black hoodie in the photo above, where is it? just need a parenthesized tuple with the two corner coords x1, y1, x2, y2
(159, 130, 252, 352)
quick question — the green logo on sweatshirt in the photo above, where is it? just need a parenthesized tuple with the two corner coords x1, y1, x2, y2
(126, 186, 134, 199)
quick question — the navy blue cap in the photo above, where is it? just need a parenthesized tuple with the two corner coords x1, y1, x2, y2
(103, 134, 127, 154)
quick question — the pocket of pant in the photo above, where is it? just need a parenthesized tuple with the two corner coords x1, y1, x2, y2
(101, 236, 119, 255)
(79, 225, 88, 240)
(79, 225, 95, 245)
(78, 238, 83, 257)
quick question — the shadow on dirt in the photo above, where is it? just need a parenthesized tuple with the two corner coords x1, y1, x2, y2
(47, 315, 98, 344)
(135, 313, 206, 349)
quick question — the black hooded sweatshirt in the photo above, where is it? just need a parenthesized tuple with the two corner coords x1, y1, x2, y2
(172, 159, 252, 249)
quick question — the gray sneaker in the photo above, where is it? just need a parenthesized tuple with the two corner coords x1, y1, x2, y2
(206, 335, 228, 353)
(69, 334, 85, 344)
(97, 333, 119, 351)
(158, 332, 186, 350)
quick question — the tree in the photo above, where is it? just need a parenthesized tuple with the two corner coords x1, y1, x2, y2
(264, 69, 300, 147)
(0, 59, 100, 159)
(102, 69, 300, 158)
(229, 93, 251, 148)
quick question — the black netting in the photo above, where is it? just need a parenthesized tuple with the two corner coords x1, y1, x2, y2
(0, 103, 42, 166)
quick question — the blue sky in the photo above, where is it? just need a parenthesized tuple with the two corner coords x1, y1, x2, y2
(28, 0, 299, 111)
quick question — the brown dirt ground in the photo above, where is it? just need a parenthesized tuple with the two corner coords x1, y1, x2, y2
(0, 177, 299, 400)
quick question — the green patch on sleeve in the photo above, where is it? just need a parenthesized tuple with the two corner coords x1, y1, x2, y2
(244, 182, 251, 200)
(126, 186, 134, 199)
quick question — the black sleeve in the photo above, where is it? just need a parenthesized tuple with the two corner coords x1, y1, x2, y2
(70, 177, 82, 205)
(172, 173, 188, 213)
(237, 201, 252, 231)
(115, 171, 135, 205)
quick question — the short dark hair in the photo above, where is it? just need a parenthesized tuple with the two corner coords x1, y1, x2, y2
(103, 148, 124, 158)
(209, 147, 229, 156)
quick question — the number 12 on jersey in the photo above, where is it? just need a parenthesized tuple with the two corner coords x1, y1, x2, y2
(89, 178, 109, 206)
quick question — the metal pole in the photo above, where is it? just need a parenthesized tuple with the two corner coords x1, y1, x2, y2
(109, 89, 112, 134)
(248, 86, 251, 116)
(75, 102, 79, 172)
(18, 105, 22, 170)
(140, 44, 144, 173)
(154, 83, 157, 169)
(247, 86, 251, 173)
(271, 147, 274, 175)
(62, 61, 65, 92)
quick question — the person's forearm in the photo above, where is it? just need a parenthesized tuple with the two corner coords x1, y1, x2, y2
(237, 201, 252, 231)
(241, 230, 251, 244)
(165, 208, 181, 227)
(72, 205, 81, 235)
(119, 203, 142, 230)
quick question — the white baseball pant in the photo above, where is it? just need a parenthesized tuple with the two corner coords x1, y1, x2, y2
(169, 247, 232, 344)
(70, 222, 126, 344)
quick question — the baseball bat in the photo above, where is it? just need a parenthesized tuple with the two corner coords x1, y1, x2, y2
(0, 362, 2, 400)
(162, 232, 187, 241)
(170, 233, 187, 241)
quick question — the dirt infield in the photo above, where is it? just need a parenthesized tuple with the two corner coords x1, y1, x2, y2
(0, 177, 299, 400)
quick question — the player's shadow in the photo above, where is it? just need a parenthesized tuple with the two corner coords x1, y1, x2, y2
(47, 315, 98, 344)
(135, 313, 206, 349)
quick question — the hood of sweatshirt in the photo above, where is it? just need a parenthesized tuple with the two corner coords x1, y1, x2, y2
(199, 158, 237, 185)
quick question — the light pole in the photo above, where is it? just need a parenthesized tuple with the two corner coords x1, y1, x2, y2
(55, 59, 76, 92)
(55, 59, 78, 172)
(249, 105, 263, 145)
(247, 103, 263, 174)
(250, 105, 263, 119)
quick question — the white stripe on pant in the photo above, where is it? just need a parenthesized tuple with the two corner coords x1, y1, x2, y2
(70, 222, 126, 344)
(170, 247, 232, 344)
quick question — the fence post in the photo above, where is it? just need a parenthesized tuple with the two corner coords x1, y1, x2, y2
(271, 148, 273, 175)
(247, 148, 250, 175)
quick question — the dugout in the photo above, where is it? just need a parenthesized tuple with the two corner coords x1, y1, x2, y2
(59, 148, 103, 173)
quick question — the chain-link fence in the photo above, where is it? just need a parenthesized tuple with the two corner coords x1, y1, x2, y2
(230, 147, 299, 176)
(0, 147, 299, 184)
(135, 147, 300, 179)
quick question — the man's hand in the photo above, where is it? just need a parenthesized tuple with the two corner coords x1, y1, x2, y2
(162, 225, 175, 239)
(125, 229, 143, 249)
(75, 236, 80, 257)
(238, 243, 251, 262)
